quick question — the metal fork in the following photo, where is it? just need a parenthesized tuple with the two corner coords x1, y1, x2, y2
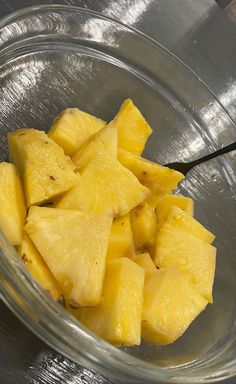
(165, 141, 236, 175)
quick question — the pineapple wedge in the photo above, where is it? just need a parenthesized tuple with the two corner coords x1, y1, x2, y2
(72, 122, 118, 172)
(56, 147, 149, 216)
(106, 214, 135, 260)
(156, 195, 194, 230)
(142, 267, 207, 344)
(163, 206, 215, 243)
(18, 232, 61, 300)
(0, 162, 26, 245)
(131, 203, 157, 254)
(25, 207, 112, 306)
(118, 148, 184, 207)
(75, 258, 145, 345)
(154, 224, 216, 302)
(8, 129, 78, 207)
(133, 253, 156, 277)
(111, 99, 152, 155)
(48, 108, 106, 155)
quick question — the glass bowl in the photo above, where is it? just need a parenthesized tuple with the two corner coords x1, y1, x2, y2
(0, 5, 236, 384)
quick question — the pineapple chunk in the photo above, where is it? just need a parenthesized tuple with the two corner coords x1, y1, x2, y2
(72, 122, 118, 172)
(0, 162, 26, 245)
(118, 148, 184, 207)
(163, 206, 215, 243)
(111, 99, 152, 155)
(130, 203, 157, 254)
(25, 207, 112, 306)
(154, 224, 216, 302)
(56, 147, 149, 216)
(48, 108, 106, 155)
(156, 195, 194, 229)
(18, 232, 61, 300)
(8, 129, 77, 207)
(133, 253, 156, 277)
(75, 258, 145, 345)
(142, 267, 207, 345)
(106, 214, 135, 260)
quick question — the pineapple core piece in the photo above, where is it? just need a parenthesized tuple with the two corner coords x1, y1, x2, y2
(133, 253, 156, 277)
(75, 257, 145, 345)
(48, 108, 106, 155)
(156, 194, 194, 229)
(111, 98, 152, 155)
(8, 129, 77, 207)
(118, 148, 184, 207)
(72, 122, 118, 172)
(18, 232, 61, 300)
(154, 224, 216, 302)
(25, 207, 112, 306)
(106, 214, 135, 260)
(0, 162, 26, 245)
(142, 267, 207, 345)
(56, 147, 149, 217)
(131, 203, 157, 254)
(162, 206, 215, 244)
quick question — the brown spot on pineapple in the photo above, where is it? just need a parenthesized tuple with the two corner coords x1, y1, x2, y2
(50, 175, 56, 181)
(21, 253, 31, 265)
(68, 301, 79, 309)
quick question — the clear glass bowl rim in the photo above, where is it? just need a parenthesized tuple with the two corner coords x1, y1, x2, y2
(0, 4, 236, 384)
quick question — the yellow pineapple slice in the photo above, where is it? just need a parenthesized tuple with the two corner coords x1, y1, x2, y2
(72, 122, 118, 172)
(133, 253, 156, 277)
(18, 232, 61, 300)
(118, 148, 184, 207)
(48, 108, 106, 155)
(111, 99, 152, 155)
(56, 147, 149, 216)
(0, 162, 26, 245)
(156, 194, 194, 229)
(106, 214, 135, 260)
(154, 224, 216, 302)
(25, 207, 112, 306)
(8, 129, 78, 207)
(142, 267, 207, 345)
(163, 206, 215, 243)
(130, 203, 157, 254)
(74, 258, 145, 345)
